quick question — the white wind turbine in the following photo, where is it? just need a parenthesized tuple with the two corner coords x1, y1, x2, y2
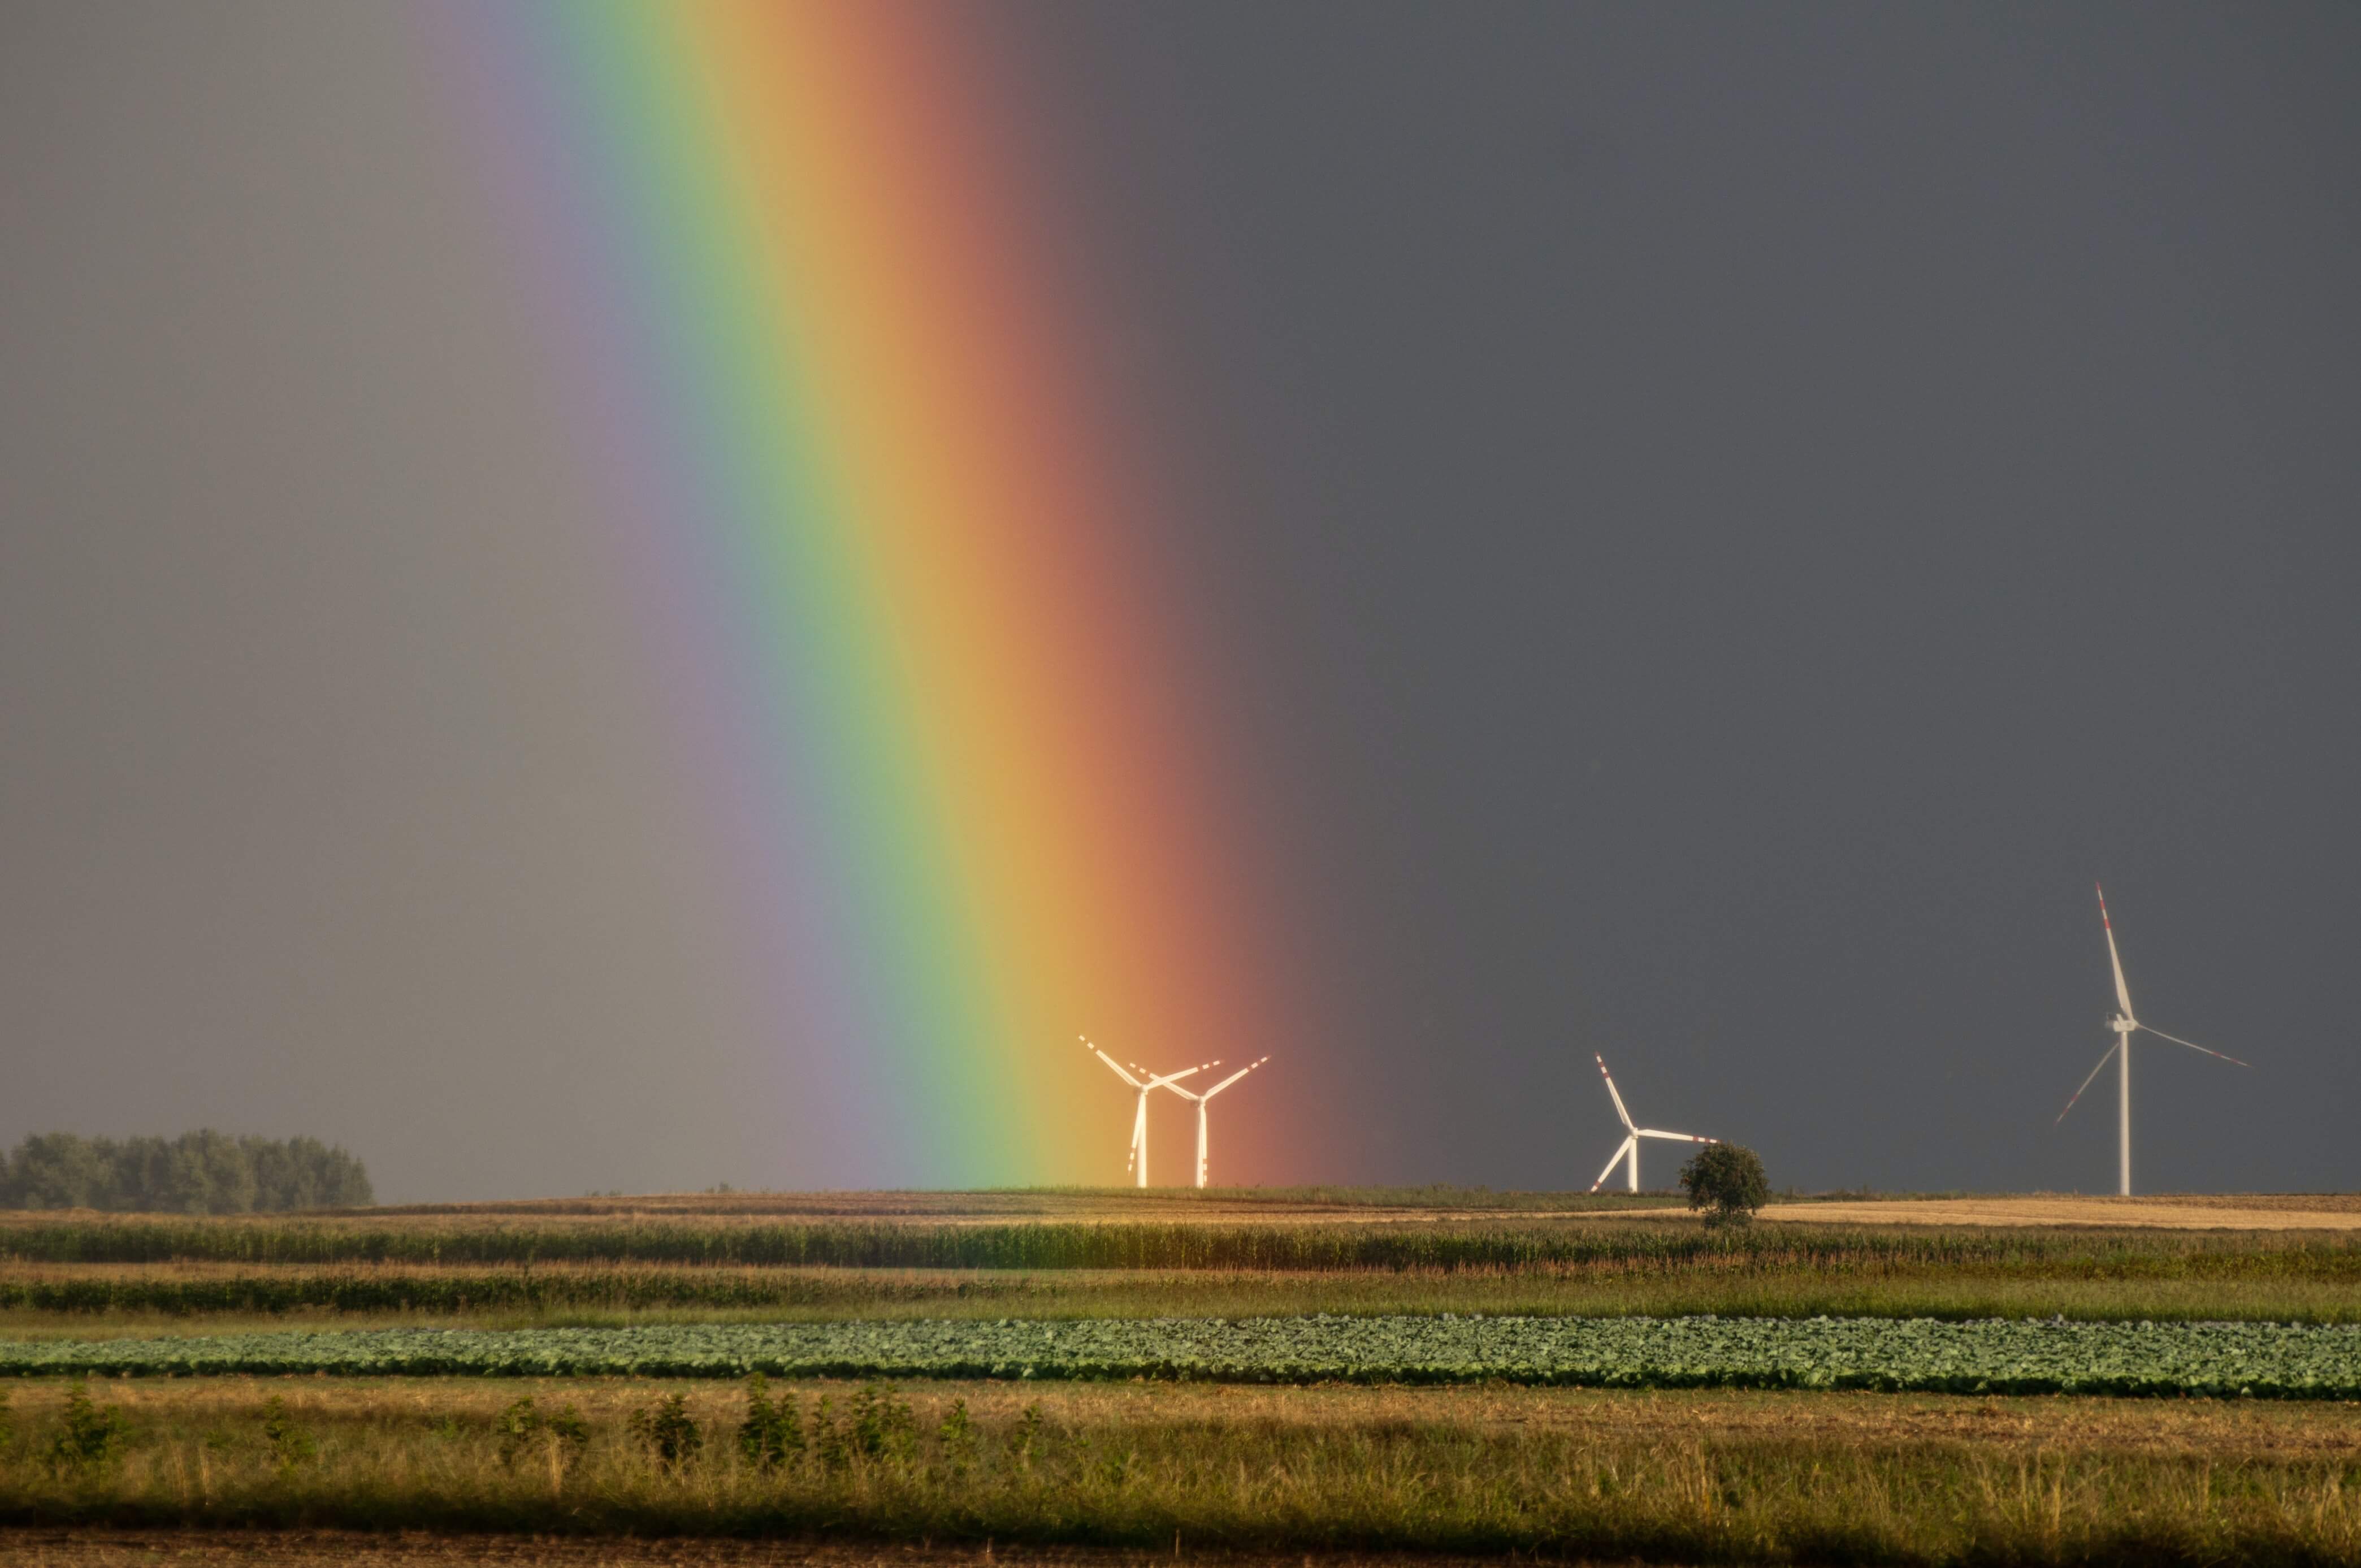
(1164, 1056, 1270, 1188)
(1082, 1037, 1214, 1188)
(2056, 883, 2250, 1196)
(1587, 1054, 1715, 1193)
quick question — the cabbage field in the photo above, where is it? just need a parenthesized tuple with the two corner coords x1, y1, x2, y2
(6, 1314, 2358, 1397)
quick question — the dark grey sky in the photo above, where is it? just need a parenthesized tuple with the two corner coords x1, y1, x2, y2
(5, 3, 2356, 1198)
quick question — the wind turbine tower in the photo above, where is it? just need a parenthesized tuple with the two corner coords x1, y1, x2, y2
(1587, 1054, 1716, 1193)
(1082, 1037, 1212, 1188)
(2057, 883, 2250, 1196)
(1167, 1056, 1270, 1188)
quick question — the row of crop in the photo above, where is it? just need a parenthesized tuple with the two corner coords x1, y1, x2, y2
(7, 1218, 2358, 1276)
(3, 1316, 2358, 1398)
(0, 1269, 857, 1316)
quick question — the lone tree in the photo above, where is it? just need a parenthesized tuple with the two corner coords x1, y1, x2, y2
(1679, 1142, 1769, 1224)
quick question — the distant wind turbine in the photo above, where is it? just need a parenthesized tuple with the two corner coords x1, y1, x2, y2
(1587, 1054, 1715, 1194)
(2056, 883, 2250, 1196)
(1083, 1037, 1213, 1188)
(1165, 1056, 1270, 1188)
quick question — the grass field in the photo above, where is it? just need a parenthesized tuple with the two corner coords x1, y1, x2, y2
(4, 1205, 2359, 1332)
(4, 1375, 2361, 1563)
(4, 1190, 2358, 1564)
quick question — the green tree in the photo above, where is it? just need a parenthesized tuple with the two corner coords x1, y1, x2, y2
(2, 1134, 110, 1209)
(0, 1132, 370, 1214)
(1679, 1142, 1770, 1225)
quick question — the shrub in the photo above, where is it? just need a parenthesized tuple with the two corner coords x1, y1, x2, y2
(47, 1380, 129, 1476)
(1679, 1143, 1770, 1224)
(811, 1395, 846, 1471)
(1007, 1402, 1043, 1470)
(848, 1382, 918, 1465)
(545, 1402, 589, 1454)
(736, 1373, 802, 1469)
(626, 1393, 701, 1472)
(496, 1394, 588, 1471)
(259, 1394, 316, 1470)
(938, 1398, 977, 1476)
(494, 1396, 540, 1467)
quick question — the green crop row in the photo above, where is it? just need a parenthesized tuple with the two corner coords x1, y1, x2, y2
(5, 1315, 2358, 1398)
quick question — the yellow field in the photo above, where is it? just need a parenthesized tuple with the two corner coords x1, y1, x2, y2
(1759, 1194, 2361, 1230)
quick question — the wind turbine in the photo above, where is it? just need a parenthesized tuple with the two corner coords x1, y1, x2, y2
(1587, 1054, 1715, 1193)
(1082, 1037, 1213, 1188)
(1164, 1056, 1270, 1188)
(2056, 883, 2250, 1196)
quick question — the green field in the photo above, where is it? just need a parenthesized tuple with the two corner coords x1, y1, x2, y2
(5, 1314, 2359, 1396)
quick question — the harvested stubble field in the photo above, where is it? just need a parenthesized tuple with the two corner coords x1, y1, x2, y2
(5, 1192, 2359, 1565)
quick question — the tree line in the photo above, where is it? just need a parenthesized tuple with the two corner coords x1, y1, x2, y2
(0, 1132, 372, 1213)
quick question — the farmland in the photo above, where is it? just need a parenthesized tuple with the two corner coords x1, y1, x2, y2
(4, 1191, 2360, 1565)
(2, 1375, 2360, 1563)
(5, 1314, 2360, 1396)
(5, 1193, 2360, 1333)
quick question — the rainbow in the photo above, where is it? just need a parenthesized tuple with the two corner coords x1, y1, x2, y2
(428, 2, 1312, 1185)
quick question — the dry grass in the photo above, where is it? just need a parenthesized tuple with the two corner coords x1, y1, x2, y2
(8, 1257, 2361, 1333)
(0, 1189, 1683, 1235)
(36, 1375, 2361, 1457)
(0, 1534, 1532, 1566)
(3, 1378, 2360, 1563)
(1762, 1195, 2361, 1230)
(14, 1189, 2359, 1238)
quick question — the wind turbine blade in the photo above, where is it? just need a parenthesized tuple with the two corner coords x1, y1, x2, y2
(2056, 1039, 2119, 1124)
(1085, 1039, 1143, 1090)
(1589, 1136, 1636, 1194)
(2137, 1025, 2251, 1068)
(1201, 1057, 1270, 1100)
(2096, 883, 2134, 1018)
(1637, 1130, 1714, 1143)
(1144, 1063, 1209, 1090)
(1595, 1054, 1635, 1132)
